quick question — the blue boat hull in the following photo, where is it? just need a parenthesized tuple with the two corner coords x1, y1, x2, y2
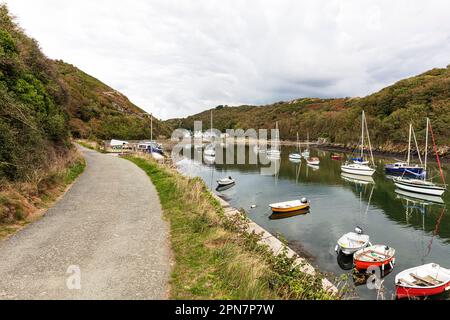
(385, 166, 423, 175)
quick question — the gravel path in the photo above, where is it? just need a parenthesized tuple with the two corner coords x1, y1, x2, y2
(0, 146, 171, 300)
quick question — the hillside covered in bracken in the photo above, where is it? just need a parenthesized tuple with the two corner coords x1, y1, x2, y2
(167, 66, 450, 150)
(55, 60, 171, 141)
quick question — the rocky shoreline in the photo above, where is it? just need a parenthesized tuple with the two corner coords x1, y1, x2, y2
(317, 142, 450, 163)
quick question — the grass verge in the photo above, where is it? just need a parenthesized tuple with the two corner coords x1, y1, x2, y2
(125, 154, 339, 300)
(0, 147, 86, 240)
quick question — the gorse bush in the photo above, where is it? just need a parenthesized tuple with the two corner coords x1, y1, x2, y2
(0, 5, 70, 181)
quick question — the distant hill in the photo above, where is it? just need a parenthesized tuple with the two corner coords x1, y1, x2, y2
(0, 4, 168, 181)
(167, 66, 450, 149)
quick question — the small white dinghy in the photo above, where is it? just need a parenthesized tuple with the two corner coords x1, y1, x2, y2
(270, 198, 310, 213)
(336, 227, 371, 255)
(395, 263, 450, 299)
(217, 176, 235, 188)
(306, 157, 320, 165)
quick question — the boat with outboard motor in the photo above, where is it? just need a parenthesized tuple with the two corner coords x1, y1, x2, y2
(336, 227, 371, 255)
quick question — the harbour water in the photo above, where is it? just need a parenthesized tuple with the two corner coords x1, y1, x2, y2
(176, 145, 450, 300)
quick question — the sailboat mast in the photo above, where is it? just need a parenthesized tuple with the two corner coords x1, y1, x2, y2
(277, 122, 280, 150)
(361, 111, 365, 159)
(407, 123, 412, 165)
(150, 114, 153, 141)
(424, 118, 429, 173)
(412, 126, 423, 166)
(297, 132, 300, 153)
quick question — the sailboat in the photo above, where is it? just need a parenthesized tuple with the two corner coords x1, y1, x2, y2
(289, 133, 302, 160)
(385, 123, 424, 175)
(204, 110, 216, 158)
(301, 132, 310, 158)
(267, 121, 281, 158)
(394, 118, 447, 197)
(341, 111, 376, 176)
(148, 114, 164, 159)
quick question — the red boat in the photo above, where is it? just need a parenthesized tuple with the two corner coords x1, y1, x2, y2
(353, 245, 395, 271)
(395, 263, 450, 299)
(331, 154, 342, 160)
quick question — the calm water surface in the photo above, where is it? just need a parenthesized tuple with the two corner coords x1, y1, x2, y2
(176, 145, 450, 300)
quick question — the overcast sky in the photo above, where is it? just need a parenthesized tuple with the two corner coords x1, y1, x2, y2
(5, 0, 450, 120)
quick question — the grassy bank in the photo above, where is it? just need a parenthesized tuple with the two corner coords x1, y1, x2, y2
(125, 155, 339, 300)
(0, 147, 86, 240)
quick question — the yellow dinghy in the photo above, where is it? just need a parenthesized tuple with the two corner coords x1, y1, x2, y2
(269, 208, 310, 220)
(269, 198, 310, 213)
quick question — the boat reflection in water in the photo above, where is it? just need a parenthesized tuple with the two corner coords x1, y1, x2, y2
(352, 265, 394, 288)
(269, 208, 309, 220)
(341, 173, 375, 185)
(216, 183, 235, 192)
(307, 164, 319, 171)
(395, 189, 445, 205)
(336, 252, 354, 271)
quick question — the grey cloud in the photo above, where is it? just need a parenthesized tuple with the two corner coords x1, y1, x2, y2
(6, 0, 450, 119)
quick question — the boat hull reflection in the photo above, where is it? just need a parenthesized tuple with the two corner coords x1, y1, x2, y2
(216, 183, 236, 192)
(395, 189, 445, 205)
(341, 173, 375, 185)
(269, 209, 310, 220)
(337, 251, 354, 270)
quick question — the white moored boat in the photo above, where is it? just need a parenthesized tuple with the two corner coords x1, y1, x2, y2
(301, 132, 310, 158)
(204, 110, 216, 158)
(267, 121, 281, 158)
(394, 178, 446, 196)
(269, 198, 310, 213)
(393, 118, 447, 197)
(306, 157, 320, 165)
(217, 176, 235, 188)
(341, 163, 375, 176)
(341, 111, 376, 177)
(336, 227, 371, 255)
(289, 132, 302, 160)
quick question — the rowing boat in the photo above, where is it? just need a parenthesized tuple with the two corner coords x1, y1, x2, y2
(269, 198, 310, 213)
(395, 263, 450, 299)
(353, 244, 396, 271)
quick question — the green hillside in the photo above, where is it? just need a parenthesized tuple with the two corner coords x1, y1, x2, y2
(55, 60, 171, 140)
(167, 66, 450, 148)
